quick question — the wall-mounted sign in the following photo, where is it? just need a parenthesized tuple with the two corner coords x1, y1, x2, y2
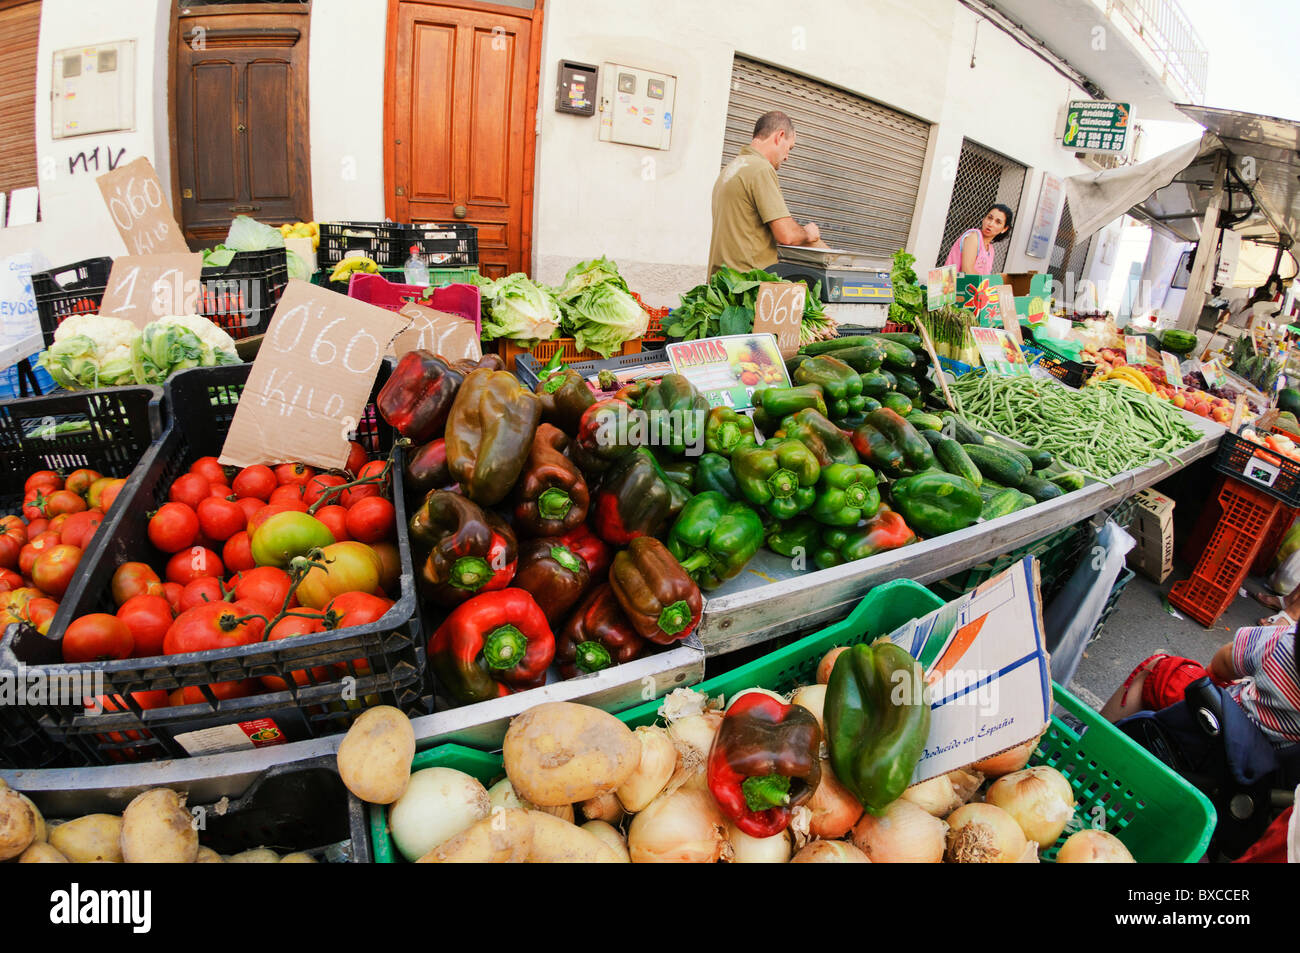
(1025, 173, 1065, 260)
(1062, 100, 1132, 154)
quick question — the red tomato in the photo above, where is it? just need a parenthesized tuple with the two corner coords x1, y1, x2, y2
(341, 460, 389, 508)
(168, 473, 211, 510)
(25, 470, 63, 494)
(65, 468, 103, 498)
(25, 517, 49, 538)
(19, 532, 61, 577)
(346, 442, 369, 477)
(47, 513, 71, 538)
(314, 505, 351, 543)
(326, 592, 394, 677)
(169, 680, 260, 705)
(0, 516, 27, 570)
(178, 576, 227, 612)
(247, 501, 310, 536)
(112, 562, 163, 606)
(231, 566, 294, 613)
(45, 489, 88, 517)
(60, 510, 104, 550)
(0, 567, 23, 591)
(117, 594, 174, 658)
(88, 690, 171, 744)
(18, 597, 58, 635)
(22, 490, 47, 522)
(196, 496, 245, 543)
(165, 547, 224, 585)
(31, 544, 82, 599)
(232, 465, 276, 501)
(190, 456, 233, 486)
(275, 462, 316, 487)
(207, 483, 233, 499)
(303, 473, 347, 507)
(64, 614, 134, 662)
(345, 496, 395, 544)
(233, 496, 264, 522)
(269, 483, 308, 506)
(261, 609, 331, 690)
(163, 599, 266, 655)
(148, 502, 200, 554)
(86, 477, 117, 509)
(370, 541, 401, 598)
(161, 581, 184, 615)
(222, 531, 255, 573)
(100, 480, 127, 512)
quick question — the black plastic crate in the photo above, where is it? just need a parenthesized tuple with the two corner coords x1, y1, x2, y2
(0, 362, 429, 765)
(1213, 431, 1300, 507)
(318, 221, 413, 268)
(406, 223, 478, 268)
(198, 247, 290, 341)
(514, 347, 669, 390)
(32, 257, 113, 349)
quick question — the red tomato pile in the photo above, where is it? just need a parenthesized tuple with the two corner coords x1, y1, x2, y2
(61, 441, 402, 708)
(0, 468, 125, 635)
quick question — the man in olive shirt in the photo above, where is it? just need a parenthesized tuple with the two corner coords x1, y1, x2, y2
(707, 111, 822, 275)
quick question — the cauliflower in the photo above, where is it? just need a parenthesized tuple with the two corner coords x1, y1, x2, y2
(53, 313, 140, 352)
(150, 314, 239, 363)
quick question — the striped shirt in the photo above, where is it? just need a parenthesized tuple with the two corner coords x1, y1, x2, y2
(1227, 625, 1300, 747)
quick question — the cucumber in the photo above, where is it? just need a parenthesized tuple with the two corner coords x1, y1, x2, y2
(977, 483, 1003, 504)
(859, 371, 893, 398)
(881, 392, 913, 416)
(1049, 470, 1086, 492)
(877, 369, 897, 388)
(860, 396, 882, 414)
(892, 372, 921, 400)
(980, 436, 1033, 473)
(941, 413, 984, 446)
(962, 444, 1029, 488)
(878, 339, 919, 372)
(930, 435, 982, 486)
(1019, 474, 1065, 502)
(874, 332, 923, 351)
(982, 488, 1026, 521)
(827, 343, 885, 372)
(1023, 448, 1054, 471)
(801, 335, 882, 356)
(905, 411, 944, 432)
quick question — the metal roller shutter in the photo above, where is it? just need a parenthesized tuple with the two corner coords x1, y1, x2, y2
(722, 56, 930, 259)
(936, 139, 1027, 273)
(0, 1, 41, 199)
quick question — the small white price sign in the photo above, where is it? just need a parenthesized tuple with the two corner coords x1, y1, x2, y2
(1160, 351, 1183, 388)
(1124, 335, 1149, 366)
(752, 282, 807, 357)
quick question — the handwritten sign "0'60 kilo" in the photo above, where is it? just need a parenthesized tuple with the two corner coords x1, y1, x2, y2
(219, 281, 411, 470)
(96, 157, 190, 255)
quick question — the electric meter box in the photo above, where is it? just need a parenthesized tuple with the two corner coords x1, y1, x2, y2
(51, 40, 136, 140)
(598, 62, 676, 150)
(556, 60, 598, 116)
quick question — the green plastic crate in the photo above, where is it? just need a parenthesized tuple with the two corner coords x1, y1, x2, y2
(369, 744, 504, 863)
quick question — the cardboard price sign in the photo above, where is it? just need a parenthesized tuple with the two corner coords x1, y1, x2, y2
(392, 302, 481, 361)
(97, 253, 204, 328)
(219, 281, 410, 470)
(96, 157, 189, 255)
(1160, 351, 1184, 388)
(993, 284, 1023, 347)
(752, 282, 806, 357)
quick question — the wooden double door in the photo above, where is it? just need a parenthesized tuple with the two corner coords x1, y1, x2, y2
(386, 1, 542, 278)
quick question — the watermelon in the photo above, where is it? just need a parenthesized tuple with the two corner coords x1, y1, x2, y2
(1279, 389, 1300, 418)
(1160, 329, 1198, 356)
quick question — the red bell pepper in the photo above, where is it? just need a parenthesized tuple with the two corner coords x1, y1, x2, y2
(409, 490, 517, 607)
(429, 588, 555, 705)
(555, 583, 647, 679)
(512, 424, 590, 538)
(559, 524, 612, 583)
(377, 350, 464, 443)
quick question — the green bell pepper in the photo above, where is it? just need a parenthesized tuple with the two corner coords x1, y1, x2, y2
(776, 408, 859, 467)
(666, 491, 765, 590)
(889, 471, 982, 537)
(825, 642, 931, 813)
(694, 452, 742, 500)
(641, 373, 709, 456)
(765, 517, 822, 559)
(732, 438, 821, 520)
(751, 384, 828, 422)
(809, 463, 880, 526)
(794, 355, 866, 420)
(812, 506, 918, 570)
(704, 405, 757, 457)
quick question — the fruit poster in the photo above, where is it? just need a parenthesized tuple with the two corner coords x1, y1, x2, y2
(665, 334, 789, 411)
(926, 266, 957, 310)
(971, 326, 1029, 376)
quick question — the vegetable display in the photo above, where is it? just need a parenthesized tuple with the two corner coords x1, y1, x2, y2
(38, 313, 240, 389)
(667, 266, 833, 345)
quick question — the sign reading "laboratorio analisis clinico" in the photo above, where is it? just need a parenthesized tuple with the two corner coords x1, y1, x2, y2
(1062, 100, 1131, 154)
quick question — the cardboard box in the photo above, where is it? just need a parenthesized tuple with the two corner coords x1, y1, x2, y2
(1006, 272, 1050, 298)
(1127, 488, 1175, 583)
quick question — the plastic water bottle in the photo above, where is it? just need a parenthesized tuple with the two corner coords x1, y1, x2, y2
(403, 245, 429, 287)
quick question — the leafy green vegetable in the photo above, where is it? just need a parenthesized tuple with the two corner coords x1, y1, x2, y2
(566, 281, 648, 358)
(667, 266, 832, 344)
(476, 273, 562, 344)
(131, 324, 207, 384)
(888, 249, 923, 327)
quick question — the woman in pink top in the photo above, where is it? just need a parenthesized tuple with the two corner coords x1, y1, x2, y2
(944, 203, 1014, 274)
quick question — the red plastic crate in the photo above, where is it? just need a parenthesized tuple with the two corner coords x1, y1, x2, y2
(1169, 479, 1287, 626)
(345, 271, 481, 335)
(632, 291, 670, 341)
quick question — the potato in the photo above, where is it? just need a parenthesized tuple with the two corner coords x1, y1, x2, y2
(229, 848, 280, 863)
(121, 788, 199, 863)
(195, 846, 224, 863)
(417, 809, 533, 863)
(503, 703, 640, 807)
(0, 787, 36, 860)
(279, 852, 318, 863)
(390, 767, 490, 862)
(49, 814, 123, 863)
(526, 811, 621, 863)
(581, 820, 631, 862)
(19, 841, 69, 863)
(336, 705, 415, 805)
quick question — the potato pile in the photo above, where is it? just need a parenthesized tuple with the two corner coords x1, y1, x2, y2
(0, 778, 316, 864)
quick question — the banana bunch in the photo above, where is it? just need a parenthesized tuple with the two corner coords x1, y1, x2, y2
(280, 221, 320, 250)
(328, 256, 380, 284)
(1095, 366, 1154, 394)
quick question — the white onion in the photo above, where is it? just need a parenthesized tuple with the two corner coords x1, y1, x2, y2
(789, 684, 827, 730)
(1056, 829, 1135, 863)
(851, 798, 946, 863)
(791, 839, 871, 863)
(579, 792, 625, 824)
(390, 768, 489, 862)
(487, 779, 574, 823)
(667, 712, 722, 759)
(902, 775, 962, 817)
(726, 822, 792, 863)
(616, 726, 678, 813)
(986, 766, 1075, 846)
(807, 765, 863, 839)
(627, 788, 729, 863)
(581, 820, 631, 862)
(945, 803, 1027, 863)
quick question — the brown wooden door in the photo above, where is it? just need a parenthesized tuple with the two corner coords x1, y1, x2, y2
(388, 2, 538, 278)
(174, 10, 312, 248)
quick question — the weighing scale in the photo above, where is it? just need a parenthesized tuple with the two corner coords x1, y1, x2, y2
(768, 244, 893, 329)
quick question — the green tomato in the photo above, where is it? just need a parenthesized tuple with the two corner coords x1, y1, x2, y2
(250, 512, 335, 568)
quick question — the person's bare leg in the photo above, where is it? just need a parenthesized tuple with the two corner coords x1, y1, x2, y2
(1101, 670, 1150, 722)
